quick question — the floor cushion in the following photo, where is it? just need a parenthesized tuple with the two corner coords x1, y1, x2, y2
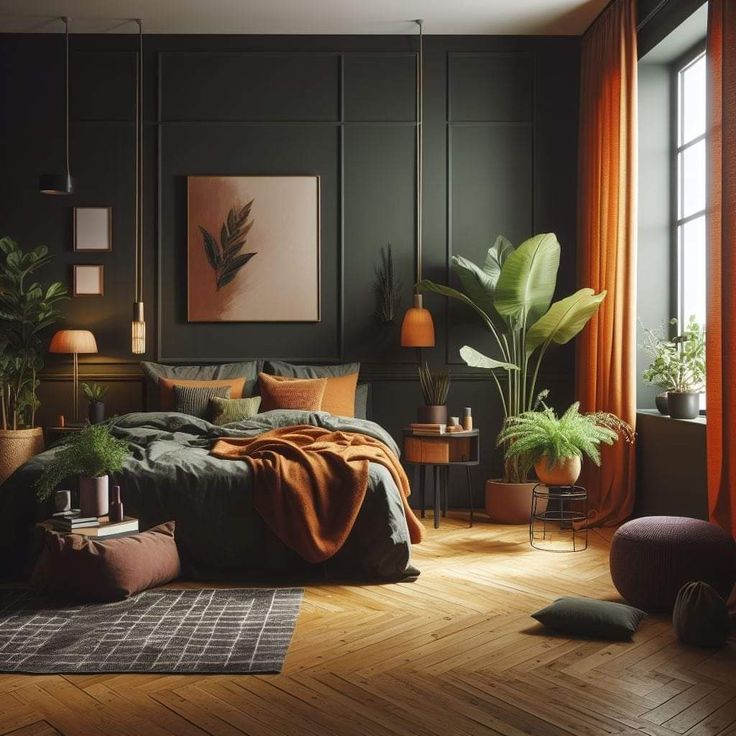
(532, 597, 647, 640)
(673, 581, 731, 647)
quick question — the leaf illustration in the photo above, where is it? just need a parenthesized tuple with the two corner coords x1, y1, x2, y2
(218, 252, 257, 288)
(199, 226, 221, 271)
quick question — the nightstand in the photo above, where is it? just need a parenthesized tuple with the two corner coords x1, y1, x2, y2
(45, 424, 86, 444)
(402, 428, 480, 528)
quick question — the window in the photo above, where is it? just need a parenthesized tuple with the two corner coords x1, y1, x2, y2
(674, 48, 707, 330)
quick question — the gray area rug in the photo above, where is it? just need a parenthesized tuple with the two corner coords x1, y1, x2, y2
(0, 587, 303, 674)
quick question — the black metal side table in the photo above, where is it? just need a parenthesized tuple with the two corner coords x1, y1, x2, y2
(529, 484, 588, 552)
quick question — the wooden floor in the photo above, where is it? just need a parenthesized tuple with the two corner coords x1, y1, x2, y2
(1, 515, 735, 736)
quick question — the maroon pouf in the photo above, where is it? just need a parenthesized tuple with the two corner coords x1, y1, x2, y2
(610, 516, 736, 613)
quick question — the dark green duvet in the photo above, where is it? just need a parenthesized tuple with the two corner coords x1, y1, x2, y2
(0, 411, 419, 581)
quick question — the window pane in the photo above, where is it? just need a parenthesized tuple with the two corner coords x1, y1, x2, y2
(679, 215, 707, 329)
(680, 138, 706, 218)
(680, 54, 706, 145)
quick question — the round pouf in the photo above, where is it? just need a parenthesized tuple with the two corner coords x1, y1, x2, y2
(610, 516, 736, 613)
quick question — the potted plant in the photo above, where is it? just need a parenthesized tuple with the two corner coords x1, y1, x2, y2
(35, 423, 130, 517)
(0, 237, 68, 485)
(419, 233, 606, 522)
(642, 317, 705, 419)
(82, 382, 109, 424)
(417, 362, 450, 424)
(497, 402, 634, 487)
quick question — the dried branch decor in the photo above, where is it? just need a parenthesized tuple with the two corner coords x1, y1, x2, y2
(374, 244, 402, 324)
(199, 200, 257, 290)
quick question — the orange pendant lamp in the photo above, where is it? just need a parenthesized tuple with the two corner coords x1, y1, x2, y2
(400, 19, 435, 349)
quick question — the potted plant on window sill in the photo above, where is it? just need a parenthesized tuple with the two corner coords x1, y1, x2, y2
(0, 237, 68, 485)
(419, 233, 606, 523)
(35, 423, 130, 517)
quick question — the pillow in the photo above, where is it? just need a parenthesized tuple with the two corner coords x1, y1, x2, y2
(264, 360, 360, 379)
(31, 521, 181, 603)
(174, 384, 231, 418)
(258, 372, 327, 412)
(141, 360, 261, 410)
(355, 383, 370, 420)
(673, 581, 731, 647)
(158, 377, 245, 412)
(531, 597, 647, 641)
(269, 373, 358, 417)
(210, 395, 262, 425)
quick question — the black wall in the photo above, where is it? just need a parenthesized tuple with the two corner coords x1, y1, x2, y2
(0, 33, 580, 505)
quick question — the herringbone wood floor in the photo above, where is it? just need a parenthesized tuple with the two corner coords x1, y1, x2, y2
(1, 515, 735, 736)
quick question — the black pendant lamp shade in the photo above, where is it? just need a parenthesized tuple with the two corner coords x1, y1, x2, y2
(39, 16, 75, 195)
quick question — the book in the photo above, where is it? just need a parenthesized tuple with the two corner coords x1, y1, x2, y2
(409, 423, 446, 434)
(50, 518, 100, 530)
(71, 517, 139, 538)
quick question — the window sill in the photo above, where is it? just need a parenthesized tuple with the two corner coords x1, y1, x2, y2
(637, 409, 706, 425)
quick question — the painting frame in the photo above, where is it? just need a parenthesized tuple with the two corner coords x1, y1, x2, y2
(186, 175, 321, 324)
(73, 207, 112, 252)
(72, 264, 104, 297)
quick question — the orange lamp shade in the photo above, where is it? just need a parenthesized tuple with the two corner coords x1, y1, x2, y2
(49, 329, 98, 355)
(400, 294, 435, 348)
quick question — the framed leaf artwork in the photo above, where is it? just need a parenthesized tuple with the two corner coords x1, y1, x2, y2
(187, 176, 321, 322)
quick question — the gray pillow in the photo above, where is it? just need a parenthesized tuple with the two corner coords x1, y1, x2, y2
(263, 360, 360, 379)
(532, 597, 647, 640)
(142, 360, 262, 410)
(355, 383, 371, 421)
(173, 385, 231, 419)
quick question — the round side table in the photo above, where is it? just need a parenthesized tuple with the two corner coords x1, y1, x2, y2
(529, 484, 588, 552)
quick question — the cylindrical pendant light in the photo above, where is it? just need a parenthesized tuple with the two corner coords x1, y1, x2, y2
(39, 16, 75, 195)
(131, 19, 146, 355)
(400, 19, 435, 349)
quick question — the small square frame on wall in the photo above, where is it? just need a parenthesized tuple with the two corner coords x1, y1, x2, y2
(73, 207, 112, 252)
(73, 264, 104, 296)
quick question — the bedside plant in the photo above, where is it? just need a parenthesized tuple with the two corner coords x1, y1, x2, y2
(497, 402, 634, 486)
(35, 423, 130, 517)
(82, 382, 109, 424)
(417, 362, 450, 424)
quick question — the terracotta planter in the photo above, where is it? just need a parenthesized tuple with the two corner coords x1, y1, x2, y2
(667, 391, 700, 420)
(485, 480, 540, 524)
(534, 455, 582, 487)
(417, 405, 448, 425)
(79, 475, 109, 518)
(0, 427, 44, 486)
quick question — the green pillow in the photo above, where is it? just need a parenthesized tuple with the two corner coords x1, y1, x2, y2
(532, 597, 647, 641)
(209, 396, 262, 425)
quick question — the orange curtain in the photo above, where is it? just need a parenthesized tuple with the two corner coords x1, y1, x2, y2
(575, 0, 638, 527)
(706, 0, 736, 537)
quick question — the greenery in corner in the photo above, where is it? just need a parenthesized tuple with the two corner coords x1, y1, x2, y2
(418, 233, 606, 481)
(82, 382, 109, 404)
(642, 316, 705, 393)
(199, 200, 257, 290)
(497, 402, 634, 480)
(35, 423, 130, 501)
(418, 361, 450, 406)
(0, 237, 69, 430)
(374, 244, 402, 325)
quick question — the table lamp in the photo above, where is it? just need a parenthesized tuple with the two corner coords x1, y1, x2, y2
(49, 330, 98, 423)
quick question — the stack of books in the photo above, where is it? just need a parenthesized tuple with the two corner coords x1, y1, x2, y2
(48, 511, 139, 538)
(409, 423, 447, 435)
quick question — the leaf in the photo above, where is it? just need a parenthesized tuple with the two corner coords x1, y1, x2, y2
(451, 256, 496, 316)
(417, 280, 495, 333)
(525, 288, 607, 356)
(199, 226, 221, 271)
(483, 235, 514, 286)
(494, 233, 560, 327)
(217, 252, 257, 289)
(459, 345, 518, 372)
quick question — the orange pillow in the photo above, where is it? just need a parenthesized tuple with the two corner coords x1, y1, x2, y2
(258, 373, 327, 412)
(269, 373, 359, 417)
(158, 377, 246, 411)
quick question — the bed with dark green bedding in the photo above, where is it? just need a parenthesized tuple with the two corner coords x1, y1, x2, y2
(0, 410, 419, 581)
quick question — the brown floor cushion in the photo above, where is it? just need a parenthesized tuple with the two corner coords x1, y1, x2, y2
(31, 521, 181, 602)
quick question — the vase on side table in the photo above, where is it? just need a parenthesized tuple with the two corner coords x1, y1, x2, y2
(79, 475, 109, 518)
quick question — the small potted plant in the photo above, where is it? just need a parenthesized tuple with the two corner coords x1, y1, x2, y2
(35, 424, 130, 517)
(82, 382, 109, 424)
(497, 402, 634, 487)
(642, 317, 705, 419)
(417, 362, 450, 424)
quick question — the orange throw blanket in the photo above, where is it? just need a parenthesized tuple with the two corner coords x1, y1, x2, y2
(211, 425, 424, 563)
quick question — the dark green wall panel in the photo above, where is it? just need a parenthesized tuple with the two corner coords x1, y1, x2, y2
(343, 53, 416, 121)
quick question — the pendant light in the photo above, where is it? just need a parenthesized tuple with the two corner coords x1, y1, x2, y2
(131, 19, 146, 354)
(39, 17, 75, 195)
(400, 19, 435, 349)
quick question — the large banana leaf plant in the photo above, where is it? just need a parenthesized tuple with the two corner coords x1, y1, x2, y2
(419, 233, 606, 482)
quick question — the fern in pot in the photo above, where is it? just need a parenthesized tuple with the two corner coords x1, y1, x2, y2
(417, 362, 450, 424)
(497, 402, 633, 486)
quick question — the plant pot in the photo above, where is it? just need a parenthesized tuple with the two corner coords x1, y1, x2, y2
(667, 391, 700, 420)
(485, 480, 541, 524)
(88, 401, 105, 424)
(655, 393, 669, 415)
(534, 455, 582, 487)
(79, 475, 109, 518)
(0, 428, 44, 486)
(417, 405, 448, 425)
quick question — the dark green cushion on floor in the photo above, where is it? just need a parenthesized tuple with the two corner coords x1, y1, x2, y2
(532, 597, 647, 640)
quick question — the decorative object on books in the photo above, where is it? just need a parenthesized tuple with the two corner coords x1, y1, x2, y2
(72, 264, 104, 296)
(449, 416, 459, 427)
(49, 330, 98, 423)
(672, 581, 731, 648)
(419, 232, 606, 521)
(109, 485, 123, 523)
(497, 402, 633, 487)
(35, 423, 130, 518)
(417, 362, 449, 425)
(187, 175, 320, 322)
(82, 382, 108, 424)
(0, 586, 302, 673)
(375, 243, 402, 325)
(0, 237, 69, 484)
(73, 207, 112, 252)
(54, 489, 71, 512)
(642, 317, 705, 419)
